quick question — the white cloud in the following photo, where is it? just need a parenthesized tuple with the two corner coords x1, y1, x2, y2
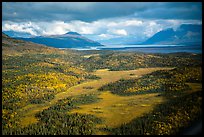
(3, 21, 38, 36)
(2, 18, 202, 42)
(37, 21, 72, 35)
(149, 21, 157, 26)
(105, 19, 143, 27)
(110, 29, 128, 36)
(143, 21, 162, 37)
(107, 22, 118, 27)
(99, 34, 108, 38)
(97, 33, 117, 40)
(124, 20, 143, 26)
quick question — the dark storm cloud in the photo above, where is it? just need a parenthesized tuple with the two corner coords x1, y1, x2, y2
(2, 2, 202, 22)
(133, 2, 202, 20)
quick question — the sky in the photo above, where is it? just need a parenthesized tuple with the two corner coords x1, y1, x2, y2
(2, 2, 202, 42)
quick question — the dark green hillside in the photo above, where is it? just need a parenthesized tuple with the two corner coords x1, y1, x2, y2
(2, 33, 97, 131)
(2, 33, 202, 135)
(76, 51, 201, 71)
(3, 94, 103, 135)
(99, 67, 202, 135)
(99, 67, 202, 96)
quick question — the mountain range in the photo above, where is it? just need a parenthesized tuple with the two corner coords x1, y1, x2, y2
(2, 32, 65, 56)
(142, 24, 202, 45)
(13, 32, 103, 48)
(3, 24, 202, 48)
(97, 24, 202, 45)
(98, 36, 145, 45)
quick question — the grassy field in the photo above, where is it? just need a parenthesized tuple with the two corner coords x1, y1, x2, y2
(18, 67, 173, 128)
(68, 82, 202, 135)
(69, 91, 165, 134)
(2, 34, 202, 135)
(83, 54, 100, 58)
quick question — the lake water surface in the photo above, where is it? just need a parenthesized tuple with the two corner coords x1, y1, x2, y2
(69, 44, 202, 54)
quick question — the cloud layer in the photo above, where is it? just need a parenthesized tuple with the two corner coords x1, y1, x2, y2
(3, 2, 202, 22)
(2, 2, 202, 42)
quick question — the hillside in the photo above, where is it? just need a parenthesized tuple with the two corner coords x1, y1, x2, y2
(142, 24, 202, 45)
(75, 51, 202, 71)
(2, 33, 102, 132)
(14, 31, 103, 48)
(96, 24, 202, 45)
(2, 32, 65, 56)
(2, 34, 202, 135)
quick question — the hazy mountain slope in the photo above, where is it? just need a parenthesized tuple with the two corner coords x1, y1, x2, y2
(98, 36, 145, 45)
(15, 32, 103, 48)
(2, 32, 64, 56)
(142, 24, 202, 45)
(3, 31, 32, 38)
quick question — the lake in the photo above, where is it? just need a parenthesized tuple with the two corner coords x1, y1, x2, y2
(69, 44, 202, 54)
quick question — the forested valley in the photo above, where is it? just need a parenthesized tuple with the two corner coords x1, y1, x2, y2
(2, 33, 202, 135)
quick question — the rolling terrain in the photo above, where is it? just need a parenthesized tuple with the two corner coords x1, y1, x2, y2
(13, 31, 103, 48)
(2, 33, 202, 135)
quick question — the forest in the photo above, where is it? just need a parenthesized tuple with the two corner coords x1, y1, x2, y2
(2, 33, 202, 135)
(99, 67, 201, 96)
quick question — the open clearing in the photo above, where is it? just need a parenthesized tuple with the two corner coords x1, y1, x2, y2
(69, 91, 165, 129)
(83, 54, 99, 58)
(18, 67, 173, 128)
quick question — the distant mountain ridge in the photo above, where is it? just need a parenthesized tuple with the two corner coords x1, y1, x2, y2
(3, 31, 32, 38)
(3, 24, 201, 46)
(14, 31, 103, 48)
(2, 32, 64, 56)
(97, 24, 202, 45)
(142, 24, 202, 45)
(65, 32, 81, 35)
